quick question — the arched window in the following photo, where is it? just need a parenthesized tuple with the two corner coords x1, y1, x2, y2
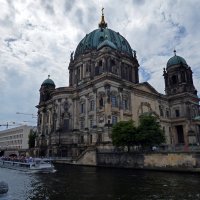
(90, 100, 95, 111)
(112, 116, 118, 124)
(122, 98, 129, 110)
(80, 103, 85, 113)
(159, 106, 164, 117)
(111, 96, 118, 107)
(172, 75, 178, 84)
(99, 97, 104, 108)
(99, 60, 103, 74)
(111, 59, 118, 75)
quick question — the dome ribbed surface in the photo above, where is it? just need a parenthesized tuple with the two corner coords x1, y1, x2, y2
(42, 78, 55, 86)
(97, 39, 117, 50)
(74, 28, 133, 58)
(167, 55, 187, 69)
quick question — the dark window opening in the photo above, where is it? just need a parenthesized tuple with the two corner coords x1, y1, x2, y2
(80, 103, 85, 113)
(80, 135, 84, 143)
(181, 72, 186, 82)
(99, 60, 103, 74)
(99, 97, 104, 108)
(175, 109, 180, 117)
(159, 106, 164, 117)
(172, 75, 178, 84)
(166, 110, 169, 118)
(63, 119, 69, 131)
(176, 125, 184, 144)
(90, 135, 92, 144)
(95, 66, 99, 75)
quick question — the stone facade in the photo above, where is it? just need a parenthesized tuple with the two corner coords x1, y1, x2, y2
(35, 13, 200, 158)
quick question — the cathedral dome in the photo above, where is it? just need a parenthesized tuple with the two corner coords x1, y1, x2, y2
(42, 76, 55, 86)
(74, 11, 133, 58)
(167, 52, 187, 69)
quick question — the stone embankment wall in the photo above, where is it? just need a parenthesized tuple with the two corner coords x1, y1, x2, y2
(75, 148, 97, 166)
(75, 149, 200, 172)
(97, 152, 200, 172)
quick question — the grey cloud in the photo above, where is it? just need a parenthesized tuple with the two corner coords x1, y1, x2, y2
(26, 56, 47, 68)
(64, 0, 76, 13)
(4, 37, 18, 43)
(75, 8, 84, 25)
(132, 0, 145, 6)
(40, 0, 55, 15)
(4, 37, 18, 50)
(4, 33, 22, 51)
(87, 7, 97, 27)
(0, 15, 13, 27)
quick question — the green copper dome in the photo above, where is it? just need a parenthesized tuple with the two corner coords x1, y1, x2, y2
(42, 77, 55, 86)
(167, 55, 187, 69)
(74, 10, 133, 58)
(74, 28, 133, 58)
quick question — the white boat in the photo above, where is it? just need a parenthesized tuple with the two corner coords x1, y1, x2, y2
(0, 158, 56, 173)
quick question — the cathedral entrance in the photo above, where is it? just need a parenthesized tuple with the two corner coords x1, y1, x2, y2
(176, 125, 184, 144)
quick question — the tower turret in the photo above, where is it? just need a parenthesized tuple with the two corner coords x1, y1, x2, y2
(39, 75, 55, 104)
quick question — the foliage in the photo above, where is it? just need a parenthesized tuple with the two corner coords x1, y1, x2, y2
(136, 115, 165, 147)
(111, 120, 137, 151)
(28, 129, 37, 149)
(111, 115, 165, 150)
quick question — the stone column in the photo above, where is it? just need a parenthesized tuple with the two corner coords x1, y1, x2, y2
(72, 98, 78, 130)
(93, 88, 97, 127)
(85, 96, 89, 128)
(118, 88, 123, 121)
(104, 85, 111, 124)
(83, 62, 86, 78)
(41, 112, 45, 134)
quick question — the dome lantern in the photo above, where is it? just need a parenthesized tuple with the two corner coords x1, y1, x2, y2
(41, 75, 55, 87)
(99, 8, 107, 29)
(166, 50, 187, 69)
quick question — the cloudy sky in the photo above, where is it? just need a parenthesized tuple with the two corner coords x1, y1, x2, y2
(0, 0, 200, 130)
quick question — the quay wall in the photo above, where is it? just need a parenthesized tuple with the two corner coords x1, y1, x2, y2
(75, 150, 200, 172)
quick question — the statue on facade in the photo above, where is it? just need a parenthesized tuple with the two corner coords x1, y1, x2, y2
(70, 51, 74, 62)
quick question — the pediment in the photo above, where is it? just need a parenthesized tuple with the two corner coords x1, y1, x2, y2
(135, 82, 160, 95)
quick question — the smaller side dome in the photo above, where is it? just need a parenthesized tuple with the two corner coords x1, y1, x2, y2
(167, 54, 187, 69)
(41, 75, 55, 86)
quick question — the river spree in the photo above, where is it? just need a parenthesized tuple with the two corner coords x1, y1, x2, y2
(1, 164, 200, 200)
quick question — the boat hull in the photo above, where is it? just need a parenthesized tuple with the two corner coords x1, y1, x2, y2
(0, 159, 55, 173)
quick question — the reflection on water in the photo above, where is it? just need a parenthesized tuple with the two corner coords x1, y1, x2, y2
(1, 164, 200, 200)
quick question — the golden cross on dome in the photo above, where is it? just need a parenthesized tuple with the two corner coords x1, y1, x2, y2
(102, 7, 104, 16)
(99, 8, 107, 29)
(174, 49, 176, 56)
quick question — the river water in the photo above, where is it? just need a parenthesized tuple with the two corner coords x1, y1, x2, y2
(0, 164, 200, 200)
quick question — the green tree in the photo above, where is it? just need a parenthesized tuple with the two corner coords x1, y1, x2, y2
(136, 114, 165, 148)
(28, 129, 37, 149)
(111, 120, 137, 151)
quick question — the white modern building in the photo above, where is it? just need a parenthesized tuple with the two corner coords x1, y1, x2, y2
(0, 125, 34, 150)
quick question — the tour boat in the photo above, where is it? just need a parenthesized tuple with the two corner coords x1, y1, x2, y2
(0, 157, 56, 173)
